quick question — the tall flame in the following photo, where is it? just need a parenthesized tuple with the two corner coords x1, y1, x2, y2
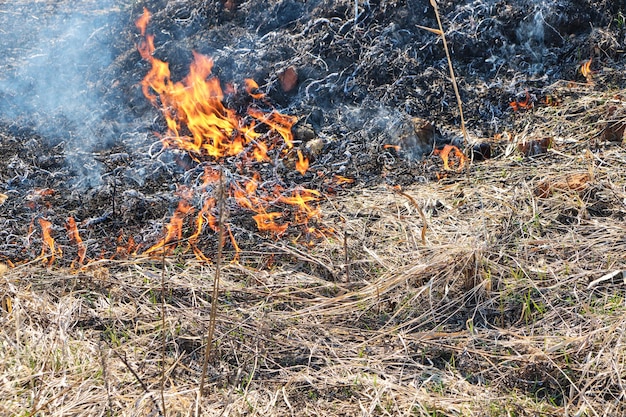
(39, 218, 62, 266)
(66, 217, 86, 267)
(136, 9, 325, 259)
(136, 9, 296, 161)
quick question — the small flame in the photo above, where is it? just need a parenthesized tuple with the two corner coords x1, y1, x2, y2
(280, 188, 321, 224)
(188, 196, 217, 261)
(66, 217, 86, 267)
(39, 218, 61, 266)
(580, 58, 593, 82)
(244, 78, 264, 99)
(296, 149, 309, 175)
(383, 144, 401, 151)
(144, 198, 194, 255)
(510, 90, 532, 112)
(334, 175, 354, 185)
(253, 212, 289, 235)
(434, 145, 467, 172)
(116, 233, 138, 258)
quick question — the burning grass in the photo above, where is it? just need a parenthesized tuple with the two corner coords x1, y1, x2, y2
(3, 84, 626, 415)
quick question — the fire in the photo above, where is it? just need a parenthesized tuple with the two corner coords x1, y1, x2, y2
(334, 175, 354, 185)
(510, 90, 532, 112)
(434, 144, 467, 172)
(253, 212, 289, 235)
(580, 58, 593, 82)
(383, 144, 401, 151)
(280, 188, 321, 224)
(136, 9, 326, 259)
(136, 9, 296, 162)
(144, 197, 194, 256)
(116, 233, 138, 258)
(39, 218, 62, 266)
(296, 149, 309, 175)
(66, 217, 86, 267)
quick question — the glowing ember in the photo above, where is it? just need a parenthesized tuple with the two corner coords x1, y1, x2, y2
(66, 217, 86, 267)
(434, 144, 467, 172)
(39, 218, 61, 266)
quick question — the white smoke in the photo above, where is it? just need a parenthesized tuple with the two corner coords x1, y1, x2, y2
(0, 1, 121, 187)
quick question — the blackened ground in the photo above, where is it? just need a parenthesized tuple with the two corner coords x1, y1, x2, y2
(0, 0, 625, 264)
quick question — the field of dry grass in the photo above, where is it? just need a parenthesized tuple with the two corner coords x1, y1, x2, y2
(2, 82, 626, 416)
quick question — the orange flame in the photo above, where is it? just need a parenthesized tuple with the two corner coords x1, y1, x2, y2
(253, 212, 289, 235)
(136, 10, 296, 161)
(66, 217, 86, 267)
(580, 58, 593, 81)
(510, 90, 532, 112)
(296, 149, 309, 175)
(144, 198, 194, 255)
(434, 145, 467, 172)
(39, 218, 61, 266)
(116, 233, 138, 258)
(280, 188, 321, 224)
(244, 78, 264, 99)
(136, 9, 325, 253)
(383, 144, 401, 151)
(334, 175, 354, 185)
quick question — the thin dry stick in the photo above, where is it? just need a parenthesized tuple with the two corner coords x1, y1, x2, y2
(160, 248, 167, 417)
(343, 229, 350, 282)
(99, 340, 113, 417)
(99, 331, 163, 416)
(430, 0, 468, 143)
(199, 168, 225, 398)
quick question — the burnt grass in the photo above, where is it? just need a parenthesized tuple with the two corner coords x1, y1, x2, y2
(1, 0, 626, 416)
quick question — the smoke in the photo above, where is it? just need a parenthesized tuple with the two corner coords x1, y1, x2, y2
(0, 1, 123, 187)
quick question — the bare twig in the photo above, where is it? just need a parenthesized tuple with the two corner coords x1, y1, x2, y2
(199, 167, 225, 398)
(99, 340, 113, 417)
(160, 248, 167, 417)
(430, 0, 468, 143)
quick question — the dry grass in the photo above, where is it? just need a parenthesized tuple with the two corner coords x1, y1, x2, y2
(2, 86, 626, 416)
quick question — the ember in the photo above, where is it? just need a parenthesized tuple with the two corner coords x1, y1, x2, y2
(510, 91, 533, 112)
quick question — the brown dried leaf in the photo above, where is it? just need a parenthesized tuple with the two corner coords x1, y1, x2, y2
(536, 173, 591, 198)
(601, 121, 626, 142)
(278, 66, 298, 93)
(518, 137, 553, 157)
